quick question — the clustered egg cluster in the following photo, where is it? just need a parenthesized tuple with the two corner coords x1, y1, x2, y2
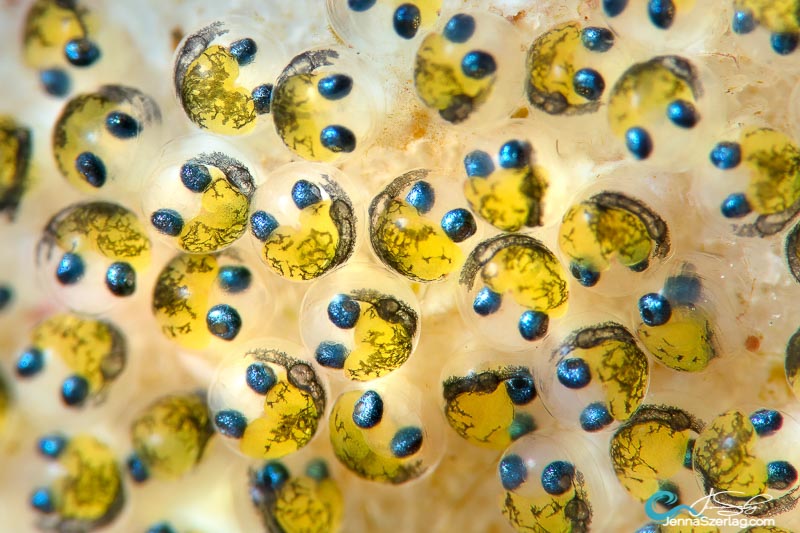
(2, 0, 800, 532)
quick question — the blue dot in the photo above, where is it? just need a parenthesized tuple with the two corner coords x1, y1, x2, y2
(581, 27, 614, 52)
(666, 99, 698, 128)
(441, 208, 477, 243)
(315, 341, 349, 369)
(557, 358, 591, 389)
(206, 304, 242, 341)
(625, 127, 653, 160)
(540, 460, 575, 495)
(252, 84, 273, 114)
(569, 262, 600, 287)
(127, 453, 150, 482)
(572, 68, 605, 101)
(505, 375, 536, 405)
(509, 412, 536, 441)
(318, 74, 353, 101)
(750, 409, 783, 436)
(720, 193, 752, 219)
(328, 294, 360, 329)
(56, 252, 85, 285)
(772, 32, 799, 55)
(105, 262, 136, 297)
(348, 0, 376, 11)
(732, 10, 756, 34)
(461, 50, 497, 79)
(464, 150, 494, 178)
(580, 402, 613, 431)
(444, 14, 475, 43)
(405, 181, 435, 214)
(30, 487, 54, 513)
(709, 142, 741, 169)
(390, 426, 423, 457)
(40, 68, 70, 97)
(256, 461, 290, 490)
(229, 38, 257, 65)
(151, 209, 184, 236)
(180, 163, 212, 193)
(250, 210, 279, 241)
(105, 111, 141, 139)
(147, 522, 177, 533)
(38, 434, 67, 458)
(306, 459, 329, 481)
(683, 438, 695, 469)
(473, 287, 502, 316)
(498, 140, 531, 169)
(353, 390, 384, 428)
(64, 38, 100, 67)
(16, 347, 44, 377)
(393, 4, 421, 39)
(218, 266, 252, 293)
(246, 363, 277, 395)
(603, 0, 628, 17)
(663, 274, 701, 305)
(320, 125, 356, 154)
(518, 310, 548, 341)
(61, 375, 89, 406)
(0, 285, 12, 311)
(291, 180, 323, 209)
(767, 460, 798, 490)
(648, 0, 675, 29)
(214, 409, 248, 438)
(75, 151, 106, 188)
(499, 454, 527, 490)
(636, 525, 660, 533)
(638, 293, 672, 326)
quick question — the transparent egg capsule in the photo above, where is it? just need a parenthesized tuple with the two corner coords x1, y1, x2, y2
(600, 0, 718, 49)
(248, 163, 357, 281)
(142, 137, 257, 254)
(458, 234, 570, 350)
(0, 116, 32, 220)
(300, 262, 420, 381)
(37, 202, 152, 313)
(526, 21, 629, 116)
(12, 313, 128, 422)
(271, 47, 384, 162)
(326, 0, 443, 57)
(29, 433, 124, 531)
(414, 10, 524, 125)
(610, 404, 704, 504)
(208, 340, 326, 460)
(329, 380, 441, 484)
(693, 408, 800, 517)
(126, 392, 214, 483)
(704, 127, 800, 238)
(728, 1, 800, 60)
(786, 327, 800, 400)
(173, 18, 284, 135)
(246, 458, 343, 533)
(53, 85, 162, 194)
(537, 320, 650, 433)
(369, 169, 480, 282)
(498, 433, 611, 532)
(152, 251, 271, 352)
(557, 191, 671, 289)
(440, 354, 541, 450)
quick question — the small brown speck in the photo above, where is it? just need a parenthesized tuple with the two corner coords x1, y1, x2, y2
(171, 27, 184, 50)
(745, 335, 761, 352)
(511, 107, 529, 119)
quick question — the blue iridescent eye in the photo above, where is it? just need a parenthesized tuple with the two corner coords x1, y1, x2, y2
(518, 310, 548, 341)
(509, 413, 536, 440)
(229, 38, 258, 65)
(250, 210, 279, 241)
(767, 460, 798, 490)
(572, 69, 605, 101)
(749, 409, 783, 436)
(732, 10, 756, 34)
(579, 402, 613, 431)
(603, 0, 628, 17)
(30, 487, 55, 513)
(666, 100, 698, 128)
(151, 209, 184, 236)
(498, 140, 531, 169)
(315, 341, 349, 368)
(663, 274, 700, 305)
(214, 409, 248, 438)
(328, 294, 360, 329)
(218, 266, 252, 293)
(256, 461, 290, 490)
(580, 27, 614, 52)
(557, 358, 591, 389)
(720, 193, 752, 219)
(444, 14, 476, 43)
(75, 151, 106, 188)
(306, 459, 329, 481)
(499, 453, 527, 490)
(127, 453, 150, 482)
(0, 285, 11, 311)
(648, 0, 675, 29)
(56, 253, 85, 285)
(348, 0, 376, 12)
(61, 375, 89, 406)
(464, 150, 494, 178)
(405, 181, 435, 214)
(64, 38, 100, 67)
(441, 209, 477, 243)
(38, 434, 67, 458)
(105, 111, 141, 139)
(638, 293, 671, 326)
(473, 287, 502, 316)
(352, 390, 383, 428)
(252, 84, 273, 114)
(105, 262, 136, 296)
(625, 127, 653, 160)
(461, 51, 496, 79)
(40, 68, 70, 97)
(147, 522, 177, 533)
(16, 347, 45, 377)
(180, 163, 212, 193)
(292, 180, 323, 209)
(393, 4, 421, 39)
(540, 460, 574, 495)
(709, 142, 741, 169)
(683, 438, 695, 469)
(390, 426, 423, 457)
(246, 363, 277, 395)
(569, 262, 600, 287)
(320, 125, 356, 153)
(771, 33, 799, 55)
(206, 304, 242, 340)
(505, 375, 536, 405)
(318, 74, 353, 101)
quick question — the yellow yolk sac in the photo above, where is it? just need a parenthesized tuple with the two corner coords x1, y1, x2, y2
(637, 305, 716, 372)
(734, 0, 800, 33)
(0, 116, 31, 219)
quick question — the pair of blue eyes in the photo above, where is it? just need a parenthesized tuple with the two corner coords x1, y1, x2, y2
(56, 254, 137, 297)
(499, 455, 576, 495)
(403, 181, 478, 243)
(16, 350, 90, 406)
(350, 390, 423, 457)
(603, 0, 675, 30)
